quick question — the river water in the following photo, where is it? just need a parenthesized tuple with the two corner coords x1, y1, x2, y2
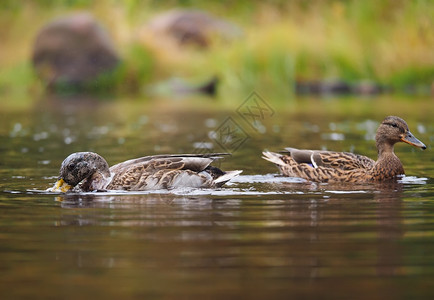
(0, 93, 433, 299)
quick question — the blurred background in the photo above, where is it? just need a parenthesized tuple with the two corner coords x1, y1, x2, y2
(1, 2, 434, 299)
(0, 0, 432, 102)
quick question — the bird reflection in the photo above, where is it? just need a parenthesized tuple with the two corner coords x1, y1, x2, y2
(51, 179, 411, 279)
(374, 181, 405, 276)
(56, 192, 214, 208)
(54, 192, 239, 228)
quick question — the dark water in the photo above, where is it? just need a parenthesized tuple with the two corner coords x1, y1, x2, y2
(1, 94, 433, 299)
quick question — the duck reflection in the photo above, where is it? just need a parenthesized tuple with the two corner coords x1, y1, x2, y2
(54, 192, 241, 228)
(241, 181, 407, 279)
(51, 179, 409, 279)
(56, 192, 239, 207)
(374, 181, 405, 276)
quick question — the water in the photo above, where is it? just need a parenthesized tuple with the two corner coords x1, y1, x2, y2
(1, 94, 433, 299)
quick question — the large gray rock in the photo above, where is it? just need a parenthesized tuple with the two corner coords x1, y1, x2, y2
(147, 9, 241, 48)
(32, 13, 120, 89)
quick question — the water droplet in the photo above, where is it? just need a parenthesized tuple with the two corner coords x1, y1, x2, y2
(417, 124, 426, 134)
(205, 118, 217, 128)
(321, 133, 345, 141)
(64, 137, 73, 144)
(14, 123, 22, 131)
(256, 123, 266, 134)
(193, 142, 213, 149)
(33, 131, 49, 141)
(329, 123, 337, 131)
(139, 115, 149, 125)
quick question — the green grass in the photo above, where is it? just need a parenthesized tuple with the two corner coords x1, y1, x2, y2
(0, 0, 432, 100)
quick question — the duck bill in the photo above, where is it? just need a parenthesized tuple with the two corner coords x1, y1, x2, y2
(50, 178, 72, 193)
(401, 131, 427, 150)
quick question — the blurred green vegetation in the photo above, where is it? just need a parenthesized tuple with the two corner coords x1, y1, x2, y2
(0, 0, 432, 99)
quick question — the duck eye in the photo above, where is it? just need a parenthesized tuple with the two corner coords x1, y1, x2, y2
(67, 163, 75, 171)
(391, 123, 398, 128)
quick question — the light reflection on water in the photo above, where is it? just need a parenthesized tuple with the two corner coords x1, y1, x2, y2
(0, 95, 433, 299)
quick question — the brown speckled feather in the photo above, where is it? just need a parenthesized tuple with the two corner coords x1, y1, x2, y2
(263, 116, 426, 183)
(284, 147, 375, 170)
(51, 152, 242, 192)
(107, 156, 216, 190)
(265, 152, 389, 183)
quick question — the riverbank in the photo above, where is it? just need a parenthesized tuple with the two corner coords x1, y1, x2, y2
(0, 0, 432, 99)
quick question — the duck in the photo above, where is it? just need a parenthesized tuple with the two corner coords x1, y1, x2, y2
(48, 152, 242, 192)
(262, 116, 426, 183)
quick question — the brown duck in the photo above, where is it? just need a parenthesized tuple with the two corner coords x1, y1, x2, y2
(262, 116, 426, 183)
(49, 152, 242, 192)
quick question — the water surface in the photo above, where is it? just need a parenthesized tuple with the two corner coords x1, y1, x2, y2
(0, 94, 433, 299)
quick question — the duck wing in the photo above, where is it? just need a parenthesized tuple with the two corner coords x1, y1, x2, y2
(109, 153, 229, 173)
(107, 153, 238, 190)
(284, 147, 374, 170)
(263, 150, 373, 183)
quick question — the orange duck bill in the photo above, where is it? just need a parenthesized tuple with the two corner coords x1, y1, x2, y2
(48, 178, 72, 193)
(401, 131, 426, 150)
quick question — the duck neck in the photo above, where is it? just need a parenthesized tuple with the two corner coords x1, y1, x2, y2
(376, 141, 395, 158)
(375, 141, 404, 178)
(89, 153, 111, 178)
(80, 170, 111, 191)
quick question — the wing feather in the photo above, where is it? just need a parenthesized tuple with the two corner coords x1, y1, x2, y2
(106, 153, 233, 190)
(284, 147, 374, 170)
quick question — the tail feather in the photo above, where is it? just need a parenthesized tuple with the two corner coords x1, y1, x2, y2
(262, 151, 286, 167)
(214, 170, 242, 186)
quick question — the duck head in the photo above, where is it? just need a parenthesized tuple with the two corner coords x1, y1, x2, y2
(50, 152, 111, 192)
(376, 116, 426, 153)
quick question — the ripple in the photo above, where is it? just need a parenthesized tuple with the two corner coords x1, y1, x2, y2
(17, 174, 430, 199)
(228, 174, 307, 184)
(398, 175, 428, 184)
(25, 187, 294, 197)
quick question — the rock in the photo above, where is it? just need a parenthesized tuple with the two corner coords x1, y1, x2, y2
(32, 13, 120, 89)
(146, 76, 219, 97)
(295, 80, 386, 96)
(352, 80, 383, 95)
(295, 80, 352, 95)
(146, 9, 241, 48)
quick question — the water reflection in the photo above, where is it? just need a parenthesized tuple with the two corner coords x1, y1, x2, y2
(45, 178, 408, 278)
(1, 95, 432, 298)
